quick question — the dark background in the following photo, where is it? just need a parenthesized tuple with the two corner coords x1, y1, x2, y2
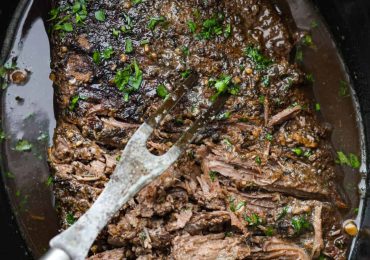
(0, 0, 30, 258)
(1, 0, 370, 259)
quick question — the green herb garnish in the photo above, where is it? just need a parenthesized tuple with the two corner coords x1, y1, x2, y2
(315, 103, 321, 111)
(156, 84, 169, 99)
(302, 35, 313, 46)
(291, 215, 311, 234)
(255, 156, 261, 165)
(292, 147, 303, 156)
(187, 20, 197, 33)
(295, 47, 303, 62)
(69, 95, 81, 111)
(245, 213, 261, 226)
(125, 38, 134, 54)
(265, 226, 275, 236)
(15, 140, 32, 152)
(181, 69, 191, 79)
(148, 16, 166, 30)
(46, 176, 53, 186)
(209, 171, 218, 182)
(132, 0, 142, 5)
(92, 51, 101, 64)
(339, 80, 350, 97)
(66, 212, 76, 225)
(112, 28, 120, 37)
(265, 133, 273, 141)
(244, 45, 272, 71)
(277, 206, 288, 220)
(5, 171, 15, 179)
(0, 130, 6, 143)
(102, 46, 114, 59)
(182, 46, 190, 56)
(209, 75, 239, 101)
(95, 10, 106, 22)
(114, 60, 143, 101)
(336, 151, 360, 169)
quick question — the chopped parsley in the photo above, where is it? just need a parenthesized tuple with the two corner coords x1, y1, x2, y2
(66, 212, 76, 225)
(5, 171, 15, 179)
(224, 23, 231, 38)
(181, 69, 191, 79)
(148, 16, 166, 30)
(265, 133, 273, 141)
(54, 22, 73, 32)
(121, 14, 134, 32)
(302, 34, 313, 46)
(265, 226, 275, 236)
(46, 176, 53, 186)
(336, 151, 360, 169)
(102, 46, 114, 59)
(92, 51, 101, 64)
(311, 20, 319, 28)
(182, 46, 190, 56)
(92, 46, 114, 64)
(156, 84, 169, 99)
(187, 20, 197, 33)
(69, 95, 81, 111)
(72, 1, 87, 24)
(114, 60, 143, 101)
(292, 147, 303, 156)
(94, 10, 106, 22)
(197, 14, 230, 40)
(112, 28, 120, 37)
(209, 171, 218, 182)
(15, 140, 32, 152)
(49, 1, 88, 32)
(295, 47, 303, 62)
(0, 130, 6, 143)
(209, 75, 239, 101)
(125, 38, 134, 54)
(306, 73, 314, 83)
(229, 197, 236, 212)
(140, 39, 150, 45)
(258, 95, 265, 104)
(255, 156, 261, 165)
(245, 213, 262, 226)
(339, 80, 350, 97)
(277, 206, 288, 220)
(291, 215, 311, 234)
(244, 45, 272, 71)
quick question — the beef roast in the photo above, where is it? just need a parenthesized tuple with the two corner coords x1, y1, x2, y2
(48, 0, 350, 258)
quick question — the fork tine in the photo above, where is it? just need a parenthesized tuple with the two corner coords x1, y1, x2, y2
(147, 73, 199, 128)
(173, 93, 229, 151)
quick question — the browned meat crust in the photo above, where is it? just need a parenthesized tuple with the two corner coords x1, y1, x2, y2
(48, 0, 349, 259)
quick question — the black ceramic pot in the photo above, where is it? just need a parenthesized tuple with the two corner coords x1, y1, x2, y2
(0, 0, 369, 259)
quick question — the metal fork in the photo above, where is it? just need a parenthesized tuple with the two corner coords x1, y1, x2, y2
(41, 73, 229, 260)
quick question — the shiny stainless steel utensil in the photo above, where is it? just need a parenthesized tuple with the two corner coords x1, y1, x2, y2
(40, 73, 228, 260)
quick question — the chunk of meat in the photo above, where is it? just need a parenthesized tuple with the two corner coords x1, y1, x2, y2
(171, 233, 250, 260)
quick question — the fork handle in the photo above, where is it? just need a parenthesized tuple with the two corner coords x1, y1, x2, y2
(41, 123, 181, 260)
(40, 248, 70, 260)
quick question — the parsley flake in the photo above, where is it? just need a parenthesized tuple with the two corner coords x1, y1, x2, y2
(95, 10, 106, 22)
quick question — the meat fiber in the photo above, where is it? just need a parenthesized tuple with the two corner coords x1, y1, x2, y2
(48, 0, 350, 258)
